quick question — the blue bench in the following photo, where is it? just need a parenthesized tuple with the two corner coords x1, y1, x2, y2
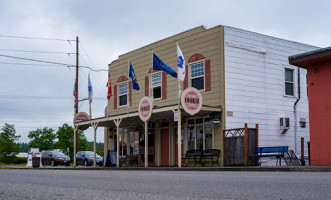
(249, 146, 288, 166)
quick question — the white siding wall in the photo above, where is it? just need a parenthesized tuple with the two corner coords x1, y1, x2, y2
(224, 26, 317, 157)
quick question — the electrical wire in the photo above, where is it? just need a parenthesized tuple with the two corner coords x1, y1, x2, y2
(0, 34, 75, 42)
(0, 48, 75, 55)
(0, 53, 107, 72)
(0, 94, 105, 100)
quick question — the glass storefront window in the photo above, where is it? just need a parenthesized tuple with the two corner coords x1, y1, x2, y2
(204, 123, 213, 150)
(117, 128, 140, 156)
(187, 126, 195, 150)
(196, 124, 203, 150)
(186, 117, 213, 151)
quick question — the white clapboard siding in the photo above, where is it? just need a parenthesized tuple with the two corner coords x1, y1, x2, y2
(224, 26, 317, 156)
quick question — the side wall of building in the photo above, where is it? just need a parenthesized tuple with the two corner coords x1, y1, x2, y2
(224, 26, 317, 157)
(307, 60, 331, 165)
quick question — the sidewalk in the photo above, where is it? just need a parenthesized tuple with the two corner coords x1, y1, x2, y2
(1, 166, 331, 172)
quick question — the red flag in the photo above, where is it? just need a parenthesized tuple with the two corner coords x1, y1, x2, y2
(107, 72, 112, 100)
(73, 81, 78, 108)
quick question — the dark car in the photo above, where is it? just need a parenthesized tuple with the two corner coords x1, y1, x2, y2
(42, 151, 71, 166)
(76, 151, 103, 166)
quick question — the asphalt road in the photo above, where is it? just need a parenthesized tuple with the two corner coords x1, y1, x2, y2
(0, 169, 330, 200)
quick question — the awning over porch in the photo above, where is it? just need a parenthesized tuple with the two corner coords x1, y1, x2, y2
(74, 104, 222, 129)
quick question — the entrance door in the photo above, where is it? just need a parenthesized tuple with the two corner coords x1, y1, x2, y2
(161, 128, 169, 166)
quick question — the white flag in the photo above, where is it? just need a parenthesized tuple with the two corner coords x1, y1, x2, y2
(177, 42, 185, 81)
(88, 73, 93, 102)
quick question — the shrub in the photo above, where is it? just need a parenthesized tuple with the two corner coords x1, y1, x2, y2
(0, 156, 27, 164)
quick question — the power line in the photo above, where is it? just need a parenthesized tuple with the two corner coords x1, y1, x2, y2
(0, 53, 107, 72)
(0, 48, 75, 55)
(0, 34, 75, 42)
(0, 62, 66, 67)
(0, 94, 105, 100)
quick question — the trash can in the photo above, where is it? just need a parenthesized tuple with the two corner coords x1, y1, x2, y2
(32, 157, 40, 168)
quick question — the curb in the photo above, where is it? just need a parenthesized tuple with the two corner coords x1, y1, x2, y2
(1, 166, 331, 172)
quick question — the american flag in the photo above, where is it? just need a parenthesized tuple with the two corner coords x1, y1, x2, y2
(73, 81, 78, 108)
(107, 72, 112, 100)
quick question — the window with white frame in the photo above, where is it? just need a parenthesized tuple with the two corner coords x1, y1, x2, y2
(151, 72, 162, 99)
(190, 61, 204, 90)
(118, 82, 127, 106)
(285, 68, 294, 96)
(187, 117, 212, 151)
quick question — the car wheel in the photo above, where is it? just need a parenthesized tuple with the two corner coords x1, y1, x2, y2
(51, 160, 57, 167)
(84, 160, 88, 166)
(66, 162, 70, 167)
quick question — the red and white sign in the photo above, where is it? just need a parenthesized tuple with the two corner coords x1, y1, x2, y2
(138, 97, 152, 122)
(181, 87, 203, 115)
(76, 112, 90, 121)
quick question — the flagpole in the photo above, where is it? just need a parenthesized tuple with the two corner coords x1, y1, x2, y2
(177, 41, 183, 168)
(177, 72, 183, 168)
(127, 60, 130, 114)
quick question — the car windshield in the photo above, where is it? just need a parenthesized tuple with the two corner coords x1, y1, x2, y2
(85, 152, 100, 157)
(52, 151, 66, 156)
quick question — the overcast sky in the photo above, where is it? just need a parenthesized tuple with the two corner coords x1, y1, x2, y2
(0, 0, 330, 143)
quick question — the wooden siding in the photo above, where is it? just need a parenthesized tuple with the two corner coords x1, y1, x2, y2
(224, 26, 317, 157)
(107, 26, 225, 116)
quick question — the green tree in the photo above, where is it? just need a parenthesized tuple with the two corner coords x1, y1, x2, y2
(0, 123, 21, 157)
(28, 127, 56, 151)
(19, 142, 29, 152)
(55, 123, 89, 159)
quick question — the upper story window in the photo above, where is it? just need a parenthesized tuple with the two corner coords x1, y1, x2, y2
(118, 82, 128, 107)
(190, 61, 204, 90)
(285, 68, 294, 96)
(151, 72, 162, 99)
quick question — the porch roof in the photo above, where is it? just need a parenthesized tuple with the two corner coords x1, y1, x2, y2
(74, 104, 222, 129)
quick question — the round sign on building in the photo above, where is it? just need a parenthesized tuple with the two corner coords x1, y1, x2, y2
(181, 87, 203, 115)
(138, 97, 152, 122)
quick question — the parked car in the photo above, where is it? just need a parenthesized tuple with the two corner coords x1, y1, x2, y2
(42, 150, 71, 166)
(76, 151, 103, 166)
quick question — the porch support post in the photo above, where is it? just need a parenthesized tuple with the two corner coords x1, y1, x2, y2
(92, 122, 99, 167)
(145, 120, 148, 167)
(113, 118, 122, 168)
(73, 125, 78, 168)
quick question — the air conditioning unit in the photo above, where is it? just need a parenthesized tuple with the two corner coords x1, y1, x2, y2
(280, 117, 290, 129)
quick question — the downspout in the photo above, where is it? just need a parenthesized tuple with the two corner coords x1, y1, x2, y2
(294, 67, 301, 154)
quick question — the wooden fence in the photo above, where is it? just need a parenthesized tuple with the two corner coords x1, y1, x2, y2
(223, 124, 258, 166)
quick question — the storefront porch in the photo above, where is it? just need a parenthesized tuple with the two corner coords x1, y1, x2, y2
(74, 104, 223, 168)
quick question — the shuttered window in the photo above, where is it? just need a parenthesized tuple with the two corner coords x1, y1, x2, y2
(190, 62, 204, 90)
(151, 72, 162, 99)
(118, 82, 127, 107)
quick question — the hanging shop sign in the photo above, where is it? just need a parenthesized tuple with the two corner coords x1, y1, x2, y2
(75, 112, 90, 130)
(181, 87, 203, 115)
(76, 112, 90, 121)
(138, 97, 152, 122)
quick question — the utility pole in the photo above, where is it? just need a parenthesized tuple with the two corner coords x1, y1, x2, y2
(73, 36, 79, 167)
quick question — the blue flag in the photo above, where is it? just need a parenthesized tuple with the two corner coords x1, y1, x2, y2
(128, 62, 140, 90)
(152, 53, 177, 78)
